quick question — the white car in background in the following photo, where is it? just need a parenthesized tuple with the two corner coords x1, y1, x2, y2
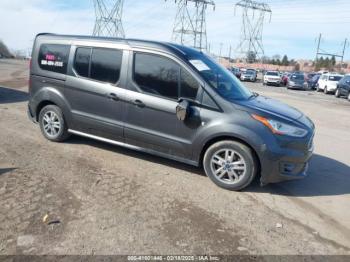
(263, 71, 282, 86)
(317, 73, 343, 94)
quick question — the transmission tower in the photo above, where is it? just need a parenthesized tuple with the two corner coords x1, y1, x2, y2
(167, 0, 215, 52)
(235, 0, 272, 62)
(315, 34, 348, 64)
(93, 0, 125, 38)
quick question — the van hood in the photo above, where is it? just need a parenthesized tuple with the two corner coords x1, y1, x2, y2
(235, 95, 303, 121)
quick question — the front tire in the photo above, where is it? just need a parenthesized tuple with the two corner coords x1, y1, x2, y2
(39, 105, 70, 142)
(324, 86, 328, 94)
(335, 89, 341, 98)
(348, 93, 350, 101)
(203, 141, 258, 191)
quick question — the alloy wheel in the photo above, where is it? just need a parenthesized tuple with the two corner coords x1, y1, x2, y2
(42, 111, 61, 137)
(210, 149, 247, 185)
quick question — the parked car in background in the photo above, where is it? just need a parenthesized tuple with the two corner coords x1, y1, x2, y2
(263, 71, 281, 86)
(335, 74, 350, 101)
(231, 67, 241, 79)
(241, 69, 257, 82)
(307, 74, 321, 90)
(287, 74, 307, 90)
(305, 73, 317, 82)
(282, 73, 291, 86)
(317, 73, 343, 94)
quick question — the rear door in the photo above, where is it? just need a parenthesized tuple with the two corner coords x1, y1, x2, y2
(123, 51, 202, 160)
(65, 45, 128, 142)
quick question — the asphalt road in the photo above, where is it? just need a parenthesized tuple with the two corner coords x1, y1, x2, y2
(0, 59, 350, 256)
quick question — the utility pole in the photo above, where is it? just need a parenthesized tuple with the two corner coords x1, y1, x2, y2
(167, 0, 215, 52)
(93, 0, 125, 38)
(235, 0, 272, 63)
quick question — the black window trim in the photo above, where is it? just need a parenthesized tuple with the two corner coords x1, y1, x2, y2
(72, 46, 123, 86)
(131, 51, 201, 103)
(73, 46, 92, 79)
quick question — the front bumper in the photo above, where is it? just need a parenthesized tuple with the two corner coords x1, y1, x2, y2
(241, 76, 255, 81)
(259, 133, 314, 185)
(288, 84, 306, 90)
(264, 79, 281, 85)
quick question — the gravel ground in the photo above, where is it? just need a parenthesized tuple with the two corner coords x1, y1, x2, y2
(0, 59, 350, 256)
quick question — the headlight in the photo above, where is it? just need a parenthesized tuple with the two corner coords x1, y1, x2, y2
(252, 114, 308, 137)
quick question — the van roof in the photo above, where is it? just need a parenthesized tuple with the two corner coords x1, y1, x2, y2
(35, 33, 202, 59)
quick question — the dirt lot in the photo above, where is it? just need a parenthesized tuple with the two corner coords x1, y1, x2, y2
(0, 59, 350, 256)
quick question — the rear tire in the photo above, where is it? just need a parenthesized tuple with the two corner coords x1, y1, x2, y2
(203, 140, 258, 191)
(324, 86, 328, 94)
(316, 85, 321, 92)
(348, 93, 350, 101)
(39, 105, 70, 142)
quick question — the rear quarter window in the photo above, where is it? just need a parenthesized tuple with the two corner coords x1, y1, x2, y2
(38, 44, 70, 74)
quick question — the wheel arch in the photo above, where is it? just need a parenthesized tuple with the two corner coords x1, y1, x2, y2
(32, 87, 72, 122)
(198, 135, 261, 174)
(36, 100, 58, 121)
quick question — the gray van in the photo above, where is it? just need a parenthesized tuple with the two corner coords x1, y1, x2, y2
(28, 34, 315, 191)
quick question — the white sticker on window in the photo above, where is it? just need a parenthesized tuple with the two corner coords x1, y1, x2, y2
(189, 60, 210, 71)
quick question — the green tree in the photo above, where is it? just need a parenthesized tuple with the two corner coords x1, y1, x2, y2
(331, 55, 336, 66)
(281, 55, 289, 66)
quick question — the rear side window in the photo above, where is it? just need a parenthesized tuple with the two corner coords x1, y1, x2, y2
(73, 47, 123, 84)
(38, 44, 70, 74)
(133, 53, 199, 100)
(74, 47, 91, 78)
(91, 48, 123, 84)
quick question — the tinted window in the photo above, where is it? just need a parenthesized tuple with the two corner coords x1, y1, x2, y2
(74, 47, 91, 78)
(134, 53, 179, 100)
(180, 69, 199, 100)
(291, 74, 304, 80)
(329, 76, 342, 81)
(202, 91, 218, 109)
(90, 48, 123, 84)
(38, 44, 70, 74)
(266, 72, 279, 76)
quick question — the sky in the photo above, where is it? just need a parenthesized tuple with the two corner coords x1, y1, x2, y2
(0, 0, 349, 60)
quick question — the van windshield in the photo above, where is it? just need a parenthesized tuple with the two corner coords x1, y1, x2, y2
(188, 54, 252, 101)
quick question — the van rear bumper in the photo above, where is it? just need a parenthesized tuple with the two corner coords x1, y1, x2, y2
(27, 103, 37, 124)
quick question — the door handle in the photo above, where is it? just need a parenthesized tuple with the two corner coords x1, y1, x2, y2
(107, 93, 119, 101)
(133, 99, 145, 108)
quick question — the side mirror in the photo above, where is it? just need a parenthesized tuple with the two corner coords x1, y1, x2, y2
(176, 99, 190, 121)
